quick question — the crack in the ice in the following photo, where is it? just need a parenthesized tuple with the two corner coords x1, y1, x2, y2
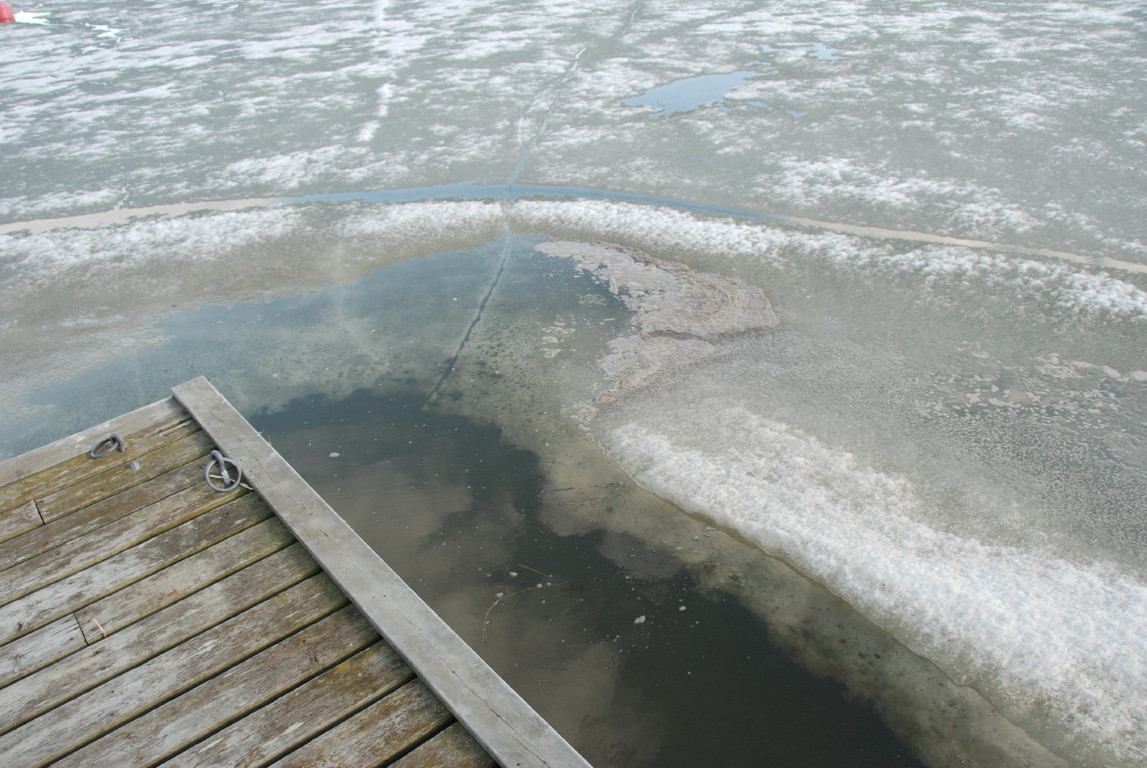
(508, 2, 642, 185)
(507, 46, 585, 186)
(422, 237, 512, 409)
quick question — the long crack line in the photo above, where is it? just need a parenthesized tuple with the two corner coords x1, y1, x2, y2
(421, 235, 512, 410)
(507, 45, 586, 186)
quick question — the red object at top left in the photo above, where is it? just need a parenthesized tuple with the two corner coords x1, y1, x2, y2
(0, 3, 16, 23)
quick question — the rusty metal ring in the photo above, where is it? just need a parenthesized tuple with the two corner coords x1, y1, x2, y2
(204, 450, 242, 492)
(89, 433, 126, 459)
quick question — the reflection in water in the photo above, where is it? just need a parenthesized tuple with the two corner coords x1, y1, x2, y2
(250, 389, 922, 768)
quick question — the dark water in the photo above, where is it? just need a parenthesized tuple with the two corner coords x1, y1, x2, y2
(251, 388, 923, 768)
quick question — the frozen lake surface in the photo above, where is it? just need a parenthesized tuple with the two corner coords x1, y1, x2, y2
(2, 2, 1146, 766)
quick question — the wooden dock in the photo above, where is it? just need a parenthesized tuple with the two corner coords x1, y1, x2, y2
(0, 377, 591, 768)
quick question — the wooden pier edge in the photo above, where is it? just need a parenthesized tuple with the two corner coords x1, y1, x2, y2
(171, 377, 591, 768)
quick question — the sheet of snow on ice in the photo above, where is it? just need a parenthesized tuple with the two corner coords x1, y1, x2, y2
(1, 0, 1143, 262)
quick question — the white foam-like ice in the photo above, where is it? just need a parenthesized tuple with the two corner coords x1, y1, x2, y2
(0, 200, 505, 277)
(14, 12, 51, 25)
(510, 199, 823, 262)
(765, 156, 1043, 239)
(333, 200, 506, 250)
(604, 402, 1147, 765)
(1, 207, 303, 278)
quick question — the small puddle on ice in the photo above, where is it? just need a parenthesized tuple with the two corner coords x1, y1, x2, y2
(621, 71, 762, 117)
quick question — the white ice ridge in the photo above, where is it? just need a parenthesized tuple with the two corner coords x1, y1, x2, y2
(536, 241, 778, 404)
(514, 199, 1147, 319)
(605, 405, 1147, 766)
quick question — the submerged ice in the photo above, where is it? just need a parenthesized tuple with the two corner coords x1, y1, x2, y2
(537, 241, 777, 404)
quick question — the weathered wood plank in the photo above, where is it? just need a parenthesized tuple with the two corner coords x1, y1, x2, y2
(269, 680, 454, 768)
(75, 515, 294, 643)
(0, 495, 270, 643)
(0, 573, 347, 766)
(0, 455, 210, 573)
(53, 605, 380, 768)
(162, 642, 415, 768)
(0, 501, 41, 544)
(0, 545, 321, 736)
(0, 396, 184, 491)
(36, 424, 215, 522)
(174, 375, 591, 768)
(3, 459, 185, 571)
(0, 480, 245, 609)
(0, 411, 197, 518)
(390, 723, 497, 768)
(0, 615, 85, 688)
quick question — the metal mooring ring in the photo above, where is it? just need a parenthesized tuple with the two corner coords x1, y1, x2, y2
(89, 433, 126, 459)
(205, 450, 243, 492)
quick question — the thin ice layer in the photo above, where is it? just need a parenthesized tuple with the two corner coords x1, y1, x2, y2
(0, 201, 506, 424)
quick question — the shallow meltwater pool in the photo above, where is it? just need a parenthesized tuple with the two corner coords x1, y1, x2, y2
(7, 209, 1141, 766)
(249, 389, 920, 768)
(1, 229, 928, 765)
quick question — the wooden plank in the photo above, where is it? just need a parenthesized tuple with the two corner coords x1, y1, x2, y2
(174, 376, 591, 768)
(390, 723, 497, 768)
(0, 615, 85, 688)
(0, 573, 347, 766)
(75, 515, 294, 643)
(0, 545, 321, 736)
(0, 501, 41, 544)
(0, 458, 204, 570)
(0, 410, 197, 518)
(53, 605, 381, 768)
(161, 641, 415, 768)
(0, 396, 184, 491)
(269, 680, 454, 768)
(0, 494, 270, 643)
(0, 455, 210, 573)
(0, 480, 245, 609)
(36, 424, 215, 522)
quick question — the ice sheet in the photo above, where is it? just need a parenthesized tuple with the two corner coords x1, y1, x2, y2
(2, 1, 1144, 262)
